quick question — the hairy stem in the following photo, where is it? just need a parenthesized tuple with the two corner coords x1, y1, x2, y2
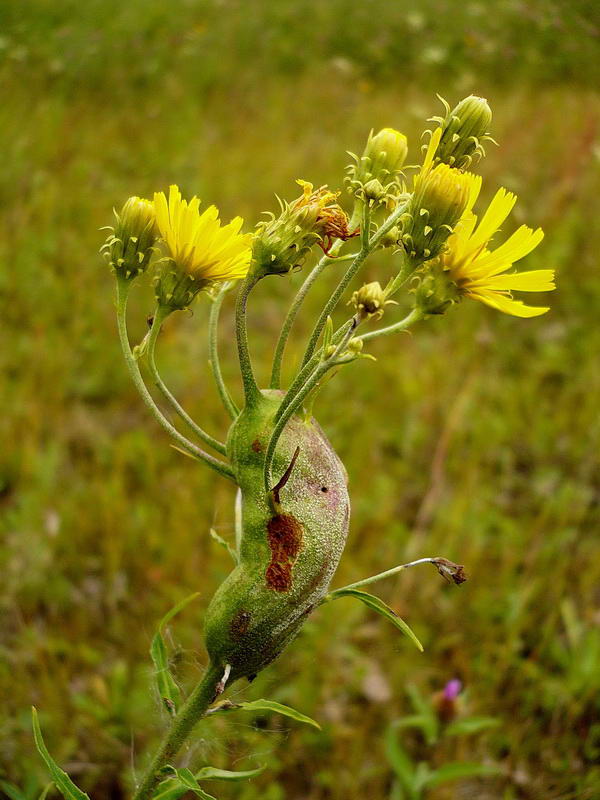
(235, 273, 261, 408)
(115, 279, 235, 482)
(328, 558, 440, 594)
(146, 305, 227, 455)
(300, 243, 369, 370)
(358, 307, 424, 343)
(132, 662, 224, 800)
(269, 248, 358, 390)
(209, 284, 239, 420)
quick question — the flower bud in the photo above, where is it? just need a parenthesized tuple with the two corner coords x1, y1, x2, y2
(402, 164, 479, 262)
(362, 178, 386, 204)
(346, 127, 408, 203)
(252, 180, 356, 277)
(433, 95, 493, 170)
(414, 261, 459, 316)
(380, 225, 400, 248)
(101, 196, 156, 281)
(350, 281, 391, 321)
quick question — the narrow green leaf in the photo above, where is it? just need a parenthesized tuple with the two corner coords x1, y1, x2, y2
(232, 699, 321, 730)
(150, 632, 180, 715)
(195, 765, 266, 781)
(150, 592, 201, 715)
(426, 761, 501, 788)
(158, 592, 201, 632)
(150, 780, 187, 800)
(445, 716, 500, 737)
(167, 768, 217, 799)
(327, 588, 424, 652)
(31, 708, 90, 800)
(38, 785, 55, 800)
(209, 528, 239, 563)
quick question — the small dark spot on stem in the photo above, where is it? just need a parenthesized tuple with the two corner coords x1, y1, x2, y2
(320, 486, 328, 493)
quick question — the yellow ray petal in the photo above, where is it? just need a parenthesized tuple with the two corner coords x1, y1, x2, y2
(484, 269, 556, 293)
(469, 288, 550, 317)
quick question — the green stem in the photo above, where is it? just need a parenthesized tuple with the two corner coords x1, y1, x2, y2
(115, 279, 235, 482)
(146, 306, 227, 456)
(300, 237, 370, 370)
(269, 248, 358, 390)
(327, 558, 438, 595)
(235, 273, 261, 407)
(132, 663, 224, 800)
(358, 307, 424, 343)
(209, 284, 239, 420)
(273, 318, 353, 425)
(264, 320, 357, 494)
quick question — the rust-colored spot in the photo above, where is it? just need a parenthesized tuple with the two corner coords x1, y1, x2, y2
(251, 438, 263, 453)
(230, 610, 251, 638)
(265, 513, 303, 592)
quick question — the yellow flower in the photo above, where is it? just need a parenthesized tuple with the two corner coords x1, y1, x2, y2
(441, 188, 554, 317)
(402, 128, 482, 261)
(153, 185, 252, 283)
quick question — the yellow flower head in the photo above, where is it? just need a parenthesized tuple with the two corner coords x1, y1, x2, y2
(153, 185, 252, 309)
(154, 184, 251, 281)
(441, 188, 554, 317)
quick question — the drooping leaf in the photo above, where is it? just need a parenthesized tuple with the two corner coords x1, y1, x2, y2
(195, 765, 266, 781)
(220, 699, 321, 730)
(326, 588, 424, 652)
(150, 592, 201, 716)
(31, 708, 90, 800)
(426, 761, 501, 787)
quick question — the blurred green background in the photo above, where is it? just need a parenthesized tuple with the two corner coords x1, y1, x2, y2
(1, 1, 599, 798)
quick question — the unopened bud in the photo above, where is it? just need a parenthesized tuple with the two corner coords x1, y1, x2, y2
(350, 281, 390, 321)
(101, 196, 156, 281)
(346, 127, 408, 202)
(433, 95, 493, 170)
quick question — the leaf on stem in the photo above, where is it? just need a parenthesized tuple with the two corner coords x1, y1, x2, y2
(210, 698, 321, 730)
(150, 593, 201, 715)
(31, 708, 90, 800)
(326, 588, 424, 652)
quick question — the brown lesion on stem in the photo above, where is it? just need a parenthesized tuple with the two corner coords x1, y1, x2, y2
(265, 446, 303, 591)
(265, 513, 303, 592)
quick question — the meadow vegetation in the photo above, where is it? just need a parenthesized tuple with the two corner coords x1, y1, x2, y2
(1, 1, 599, 798)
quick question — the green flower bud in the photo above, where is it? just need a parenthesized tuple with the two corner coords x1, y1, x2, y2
(433, 95, 493, 170)
(362, 178, 386, 204)
(252, 180, 356, 277)
(346, 127, 408, 202)
(380, 225, 400, 248)
(415, 261, 459, 315)
(350, 281, 389, 321)
(101, 196, 157, 281)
